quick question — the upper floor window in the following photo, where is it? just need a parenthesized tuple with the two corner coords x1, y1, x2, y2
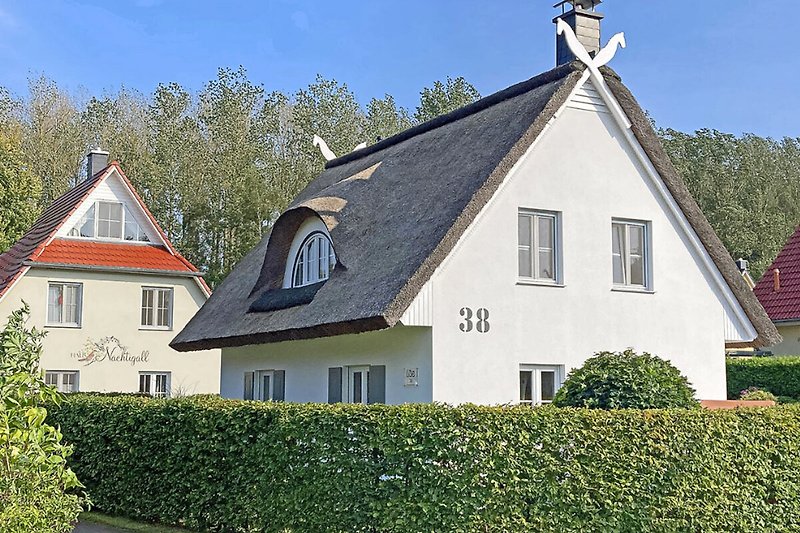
(141, 287, 173, 329)
(612, 219, 650, 289)
(292, 232, 336, 287)
(518, 210, 561, 283)
(69, 202, 149, 242)
(47, 282, 82, 327)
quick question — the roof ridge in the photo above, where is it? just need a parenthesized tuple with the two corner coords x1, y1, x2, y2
(325, 62, 584, 169)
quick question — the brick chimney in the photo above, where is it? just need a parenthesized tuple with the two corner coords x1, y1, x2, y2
(554, 0, 604, 66)
(86, 148, 109, 179)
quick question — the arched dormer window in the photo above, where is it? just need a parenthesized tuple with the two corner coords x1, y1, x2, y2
(292, 231, 336, 287)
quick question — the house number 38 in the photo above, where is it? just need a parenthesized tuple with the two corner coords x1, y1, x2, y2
(459, 307, 490, 333)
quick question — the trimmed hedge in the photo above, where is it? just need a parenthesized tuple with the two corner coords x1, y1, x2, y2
(50, 396, 800, 532)
(727, 356, 800, 399)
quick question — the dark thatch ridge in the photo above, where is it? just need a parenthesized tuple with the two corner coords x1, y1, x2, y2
(249, 281, 326, 313)
(602, 69, 780, 348)
(171, 61, 778, 351)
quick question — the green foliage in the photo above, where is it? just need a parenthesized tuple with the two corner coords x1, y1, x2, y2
(0, 305, 84, 532)
(660, 128, 800, 280)
(727, 356, 800, 399)
(0, 128, 42, 253)
(414, 76, 481, 123)
(739, 387, 778, 402)
(49, 395, 800, 532)
(553, 350, 698, 409)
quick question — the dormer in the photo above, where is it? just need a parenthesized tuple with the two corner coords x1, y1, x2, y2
(283, 216, 336, 288)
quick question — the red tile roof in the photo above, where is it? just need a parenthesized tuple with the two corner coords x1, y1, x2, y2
(754, 225, 800, 321)
(32, 239, 197, 273)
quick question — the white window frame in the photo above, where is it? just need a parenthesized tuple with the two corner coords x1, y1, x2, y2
(139, 371, 171, 398)
(68, 201, 150, 243)
(46, 282, 83, 328)
(255, 370, 275, 401)
(44, 371, 79, 393)
(519, 365, 563, 406)
(612, 219, 651, 290)
(140, 287, 173, 330)
(345, 366, 370, 404)
(95, 201, 124, 240)
(518, 209, 562, 285)
(292, 231, 336, 288)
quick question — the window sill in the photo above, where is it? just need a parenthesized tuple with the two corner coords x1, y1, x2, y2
(517, 279, 565, 288)
(139, 326, 173, 332)
(611, 286, 655, 294)
(44, 323, 82, 329)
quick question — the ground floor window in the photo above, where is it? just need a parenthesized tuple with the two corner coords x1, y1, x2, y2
(519, 365, 563, 405)
(243, 370, 285, 401)
(45, 371, 78, 393)
(139, 371, 170, 398)
(328, 365, 386, 404)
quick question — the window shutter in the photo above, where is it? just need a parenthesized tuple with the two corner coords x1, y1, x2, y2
(367, 365, 386, 404)
(273, 370, 286, 402)
(243, 372, 254, 400)
(328, 367, 342, 403)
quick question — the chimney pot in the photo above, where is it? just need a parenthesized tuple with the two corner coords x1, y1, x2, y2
(86, 148, 109, 179)
(553, 1, 604, 66)
(774, 268, 781, 292)
(735, 258, 749, 273)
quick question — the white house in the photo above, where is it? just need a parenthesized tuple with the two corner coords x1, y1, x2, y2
(172, 2, 778, 404)
(0, 151, 221, 396)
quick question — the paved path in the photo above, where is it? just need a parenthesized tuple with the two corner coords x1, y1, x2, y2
(73, 522, 129, 533)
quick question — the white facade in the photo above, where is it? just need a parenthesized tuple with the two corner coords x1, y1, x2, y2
(223, 79, 752, 404)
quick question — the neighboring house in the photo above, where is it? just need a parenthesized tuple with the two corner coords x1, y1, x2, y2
(172, 2, 778, 404)
(754, 226, 800, 355)
(0, 150, 220, 396)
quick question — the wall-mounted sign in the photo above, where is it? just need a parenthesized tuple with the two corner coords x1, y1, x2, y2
(404, 368, 419, 387)
(71, 336, 150, 367)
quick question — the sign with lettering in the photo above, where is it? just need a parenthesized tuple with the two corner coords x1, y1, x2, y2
(71, 336, 150, 367)
(404, 368, 419, 387)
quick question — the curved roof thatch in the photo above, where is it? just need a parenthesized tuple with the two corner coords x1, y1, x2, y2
(171, 62, 779, 351)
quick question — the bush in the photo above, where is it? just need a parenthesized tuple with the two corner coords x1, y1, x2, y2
(49, 395, 800, 532)
(552, 350, 697, 409)
(739, 387, 778, 402)
(727, 356, 800, 399)
(0, 305, 84, 532)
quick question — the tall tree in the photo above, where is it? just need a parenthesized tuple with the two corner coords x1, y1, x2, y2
(20, 76, 87, 205)
(0, 128, 42, 252)
(414, 76, 481, 124)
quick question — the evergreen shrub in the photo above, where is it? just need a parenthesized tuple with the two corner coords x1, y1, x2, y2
(553, 350, 697, 409)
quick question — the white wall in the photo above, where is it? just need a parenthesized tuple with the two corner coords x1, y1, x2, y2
(0, 267, 220, 394)
(770, 324, 800, 355)
(428, 102, 732, 403)
(221, 325, 432, 403)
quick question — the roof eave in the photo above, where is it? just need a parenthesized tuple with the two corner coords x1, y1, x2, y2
(24, 261, 203, 278)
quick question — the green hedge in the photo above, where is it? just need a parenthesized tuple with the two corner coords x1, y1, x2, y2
(727, 356, 800, 399)
(49, 395, 800, 532)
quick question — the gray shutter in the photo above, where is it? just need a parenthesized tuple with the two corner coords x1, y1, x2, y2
(273, 370, 285, 402)
(243, 372, 254, 400)
(328, 367, 343, 403)
(368, 365, 386, 404)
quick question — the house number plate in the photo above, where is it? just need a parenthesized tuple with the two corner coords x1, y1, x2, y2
(404, 368, 419, 387)
(459, 307, 490, 333)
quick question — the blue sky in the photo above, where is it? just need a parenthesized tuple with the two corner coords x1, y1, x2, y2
(0, 1, 795, 138)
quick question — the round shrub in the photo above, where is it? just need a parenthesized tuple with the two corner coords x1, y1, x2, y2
(739, 387, 777, 402)
(553, 349, 698, 409)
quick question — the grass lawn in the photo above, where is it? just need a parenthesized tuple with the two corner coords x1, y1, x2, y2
(80, 512, 195, 532)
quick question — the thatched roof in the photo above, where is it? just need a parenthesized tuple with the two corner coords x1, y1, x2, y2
(171, 62, 779, 351)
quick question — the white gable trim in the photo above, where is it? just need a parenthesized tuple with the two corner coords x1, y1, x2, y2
(400, 279, 433, 326)
(56, 167, 170, 249)
(405, 71, 757, 343)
